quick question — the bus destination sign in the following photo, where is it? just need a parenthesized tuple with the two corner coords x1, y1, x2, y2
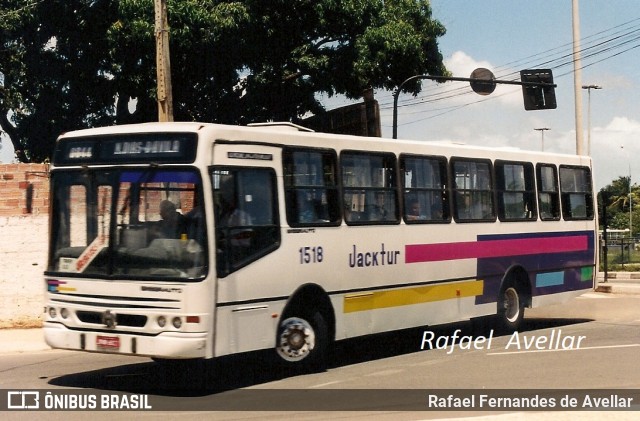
(113, 140, 181, 156)
(53, 133, 198, 166)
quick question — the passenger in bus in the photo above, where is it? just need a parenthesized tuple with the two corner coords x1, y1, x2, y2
(219, 196, 253, 228)
(406, 199, 426, 221)
(185, 202, 205, 245)
(219, 195, 253, 247)
(153, 200, 188, 239)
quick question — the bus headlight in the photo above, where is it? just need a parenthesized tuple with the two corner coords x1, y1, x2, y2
(157, 316, 166, 328)
(48, 307, 57, 318)
(60, 308, 69, 319)
(172, 317, 182, 329)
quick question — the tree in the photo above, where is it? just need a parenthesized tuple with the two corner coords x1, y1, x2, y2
(599, 175, 640, 234)
(0, 0, 119, 162)
(1, 0, 447, 163)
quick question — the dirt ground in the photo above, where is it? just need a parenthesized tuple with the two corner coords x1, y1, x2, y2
(0, 216, 47, 328)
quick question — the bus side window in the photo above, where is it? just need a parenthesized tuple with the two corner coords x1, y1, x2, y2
(401, 154, 449, 223)
(537, 164, 561, 220)
(559, 165, 594, 220)
(496, 161, 537, 221)
(283, 148, 341, 226)
(341, 151, 399, 225)
(452, 159, 495, 222)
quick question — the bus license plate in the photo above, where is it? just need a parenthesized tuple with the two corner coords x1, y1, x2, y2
(96, 335, 120, 350)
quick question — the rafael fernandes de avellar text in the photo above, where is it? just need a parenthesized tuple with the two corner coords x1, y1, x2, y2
(420, 328, 586, 354)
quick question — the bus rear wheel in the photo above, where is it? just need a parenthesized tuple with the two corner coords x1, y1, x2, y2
(276, 311, 327, 372)
(497, 283, 524, 332)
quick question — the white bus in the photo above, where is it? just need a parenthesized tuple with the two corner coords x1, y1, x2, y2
(44, 122, 596, 371)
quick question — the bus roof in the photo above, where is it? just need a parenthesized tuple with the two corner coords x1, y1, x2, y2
(57, 121, 592, 164)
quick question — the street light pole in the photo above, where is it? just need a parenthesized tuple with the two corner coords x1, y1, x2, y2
(582, 85, 601, 156)
(534, 128, 550, 151)
(630, 163, 633, 240)
(392, 70, 556, 139)
(572, 0, 584, 156)
(622, 145, 632, 239)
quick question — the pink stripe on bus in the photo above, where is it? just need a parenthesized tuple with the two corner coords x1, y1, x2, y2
(405, 235, 588, 263)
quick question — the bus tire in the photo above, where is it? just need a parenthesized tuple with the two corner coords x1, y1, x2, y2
(275, 311, 328, 373)
(497, 282, 525, 332)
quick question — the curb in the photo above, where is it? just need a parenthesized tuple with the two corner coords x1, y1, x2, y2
(0, 328, 49, 354)
(595, 272, 640, 294)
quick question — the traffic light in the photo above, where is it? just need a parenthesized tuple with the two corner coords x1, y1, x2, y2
(520, 69, 557, 110)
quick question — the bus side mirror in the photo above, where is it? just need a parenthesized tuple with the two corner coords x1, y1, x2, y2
(520, 69, 557, 110)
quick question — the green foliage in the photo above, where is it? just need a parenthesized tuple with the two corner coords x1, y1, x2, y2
(0, 0, 447, 162)
(599, 175, 640, 235)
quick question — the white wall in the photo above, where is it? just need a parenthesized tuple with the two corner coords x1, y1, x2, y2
(0, 216, 47, 328)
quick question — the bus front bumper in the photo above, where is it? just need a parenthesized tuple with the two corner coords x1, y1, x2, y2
(43, 322, 207, 359)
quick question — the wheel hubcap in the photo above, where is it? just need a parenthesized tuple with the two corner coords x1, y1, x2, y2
(277, 317, 315, 362)
(503, 287, 520, 323)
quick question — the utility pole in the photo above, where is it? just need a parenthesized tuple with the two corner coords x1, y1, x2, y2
(155, 0, 173, 122)
(572, 0, 584, 155)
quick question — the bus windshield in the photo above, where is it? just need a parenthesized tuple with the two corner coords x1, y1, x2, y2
(48, 167, 207, 280)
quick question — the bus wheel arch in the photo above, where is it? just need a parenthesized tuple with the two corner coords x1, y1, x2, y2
(275, 283, 335, 371)
(496, 266, 532, 332)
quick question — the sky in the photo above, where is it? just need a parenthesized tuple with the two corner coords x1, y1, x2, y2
(380, 0, 640, 190)
(1, 0, 639, 190)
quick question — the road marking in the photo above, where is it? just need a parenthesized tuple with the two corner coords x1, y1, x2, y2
(487, 343, 640, 356)
(364, 368, 406, 377)
(309, 380, 344, 388)
(578, 292, 614, 299)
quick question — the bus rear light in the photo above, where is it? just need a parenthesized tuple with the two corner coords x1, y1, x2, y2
(157, 316, 166, 328)
(172, 317, 182, 329)
(186, 316, 200, 324)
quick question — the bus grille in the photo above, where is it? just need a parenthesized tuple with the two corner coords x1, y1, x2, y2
(76, 311, 147, 328)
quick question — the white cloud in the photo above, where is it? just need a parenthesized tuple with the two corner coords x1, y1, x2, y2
(0, 134, 15, 163)
(589, 116, 640, 189)
(444, 51, 522, 107)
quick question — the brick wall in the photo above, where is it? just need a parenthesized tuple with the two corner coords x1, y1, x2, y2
(0, 164, 50, 327)
(0, 164, 50, 217)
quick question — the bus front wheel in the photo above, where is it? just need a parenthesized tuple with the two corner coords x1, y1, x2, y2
(276, 311, 327, 372)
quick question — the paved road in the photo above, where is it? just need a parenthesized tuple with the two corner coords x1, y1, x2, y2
(2, 291, 640, 420)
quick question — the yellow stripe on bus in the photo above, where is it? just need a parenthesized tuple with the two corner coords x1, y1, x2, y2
(343, 280, 484, 313)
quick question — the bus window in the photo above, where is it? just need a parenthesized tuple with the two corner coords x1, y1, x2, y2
(560, 166, 594, 220)
(400, 155, 449, 223)
(452, 159, 495, 222)
(537, 164, 561, 220)
(213, 167, 280, 276)
(283, 148, 341, 226)
(51, 181, 108, 276)
(49, 168, 207, 279)
(496, 161, 536, 221)
(341, 152, 399, 224)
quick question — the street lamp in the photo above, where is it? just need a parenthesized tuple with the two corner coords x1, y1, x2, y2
(534, 128, 550, 151)
(582, 84, 602, 156)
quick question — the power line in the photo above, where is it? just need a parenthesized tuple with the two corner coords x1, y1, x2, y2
(387, 16, 640, 127)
